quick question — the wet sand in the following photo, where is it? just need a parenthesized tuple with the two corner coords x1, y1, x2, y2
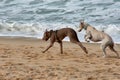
(0, 37, 120, 80)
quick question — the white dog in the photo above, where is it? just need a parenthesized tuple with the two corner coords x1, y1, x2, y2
(78, 21, 119, 58)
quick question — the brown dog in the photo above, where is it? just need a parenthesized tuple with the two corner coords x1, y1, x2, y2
(42, 28, 88, 54)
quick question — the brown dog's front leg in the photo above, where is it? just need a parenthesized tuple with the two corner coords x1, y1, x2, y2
(42, 43, 53, 53)
(59, 41, 63, 54)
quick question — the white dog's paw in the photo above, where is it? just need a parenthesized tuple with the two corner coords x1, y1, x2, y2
(102, 55, 107, 58)
(85, 40, 90, 43)
(87, 40, 90, 42)
(85, 39, 89, 42)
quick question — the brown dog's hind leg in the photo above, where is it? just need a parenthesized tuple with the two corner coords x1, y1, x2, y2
(75, 42, 88, 54)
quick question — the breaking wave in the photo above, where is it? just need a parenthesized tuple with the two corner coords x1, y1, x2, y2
(0, 0, 120, 43)
(0, 21, 120, 43)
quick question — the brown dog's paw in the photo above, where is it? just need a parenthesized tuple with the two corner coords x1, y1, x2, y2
(84, 47, 88, 54)
(42, 51, 45, 53)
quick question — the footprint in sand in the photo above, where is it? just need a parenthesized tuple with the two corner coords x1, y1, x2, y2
(87, 77, 97, 80)
(115, 62, 120, 66)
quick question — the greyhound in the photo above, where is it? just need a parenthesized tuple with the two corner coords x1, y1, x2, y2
(42, 28, 88, 54)
(78, 21, 119, 58)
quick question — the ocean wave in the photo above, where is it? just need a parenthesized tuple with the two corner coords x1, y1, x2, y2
(0, 0, 120, 24)
(0, 21, 120, 42)
(95, 24, 120, 35)
(0, 0, 120, 42)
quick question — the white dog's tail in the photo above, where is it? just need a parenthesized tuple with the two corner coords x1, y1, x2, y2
(109, 43, 119, 58)
(109, 43, 116, 52)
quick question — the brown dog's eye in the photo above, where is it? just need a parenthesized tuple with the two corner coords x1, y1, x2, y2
(45, 32, 48, 36)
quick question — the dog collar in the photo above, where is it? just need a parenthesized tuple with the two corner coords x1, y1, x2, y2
(84, 23, 90, 30)
(55, 30, 61, 42)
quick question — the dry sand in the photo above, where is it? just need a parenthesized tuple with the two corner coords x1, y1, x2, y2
(0, 37, 120, 80)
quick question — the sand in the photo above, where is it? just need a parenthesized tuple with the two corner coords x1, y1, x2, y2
(0, 37, 120, 80)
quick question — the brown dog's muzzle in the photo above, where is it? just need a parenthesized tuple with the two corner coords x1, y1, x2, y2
(42, 37, 49, 41)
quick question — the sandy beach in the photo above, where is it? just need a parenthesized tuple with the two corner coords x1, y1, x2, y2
(0, 37, 120, 80)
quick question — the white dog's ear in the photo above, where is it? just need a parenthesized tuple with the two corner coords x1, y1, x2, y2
(80, 19, 84, 24)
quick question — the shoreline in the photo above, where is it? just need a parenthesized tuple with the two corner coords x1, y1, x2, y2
(0, 36, 120, 80)
(0, 36, 120, 44)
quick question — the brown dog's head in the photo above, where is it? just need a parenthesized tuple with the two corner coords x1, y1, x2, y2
(42, 29, 53, 41)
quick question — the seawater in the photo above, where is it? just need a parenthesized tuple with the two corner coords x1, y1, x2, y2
(0, 0, 120, 43)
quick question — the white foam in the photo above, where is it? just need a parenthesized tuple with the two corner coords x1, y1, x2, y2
(0, 21, 120, 43)
(0, 0, 120, 43)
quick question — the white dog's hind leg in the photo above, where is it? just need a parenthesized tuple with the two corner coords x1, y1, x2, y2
(109, 44, 120, 58)
(100, 44, 107, 58)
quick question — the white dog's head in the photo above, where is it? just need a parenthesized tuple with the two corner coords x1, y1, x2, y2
(78, 20, 90, 32)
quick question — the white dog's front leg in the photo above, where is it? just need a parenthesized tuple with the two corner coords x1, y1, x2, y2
(84, 31, 92, 42)
(84, 34, 90, 42)
(84, 35, 90, 42)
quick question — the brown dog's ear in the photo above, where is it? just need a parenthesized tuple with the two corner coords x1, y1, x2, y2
(45, 29, 47, 32)
(50, 30, 53, 33)
(49, 30, 53, 35)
